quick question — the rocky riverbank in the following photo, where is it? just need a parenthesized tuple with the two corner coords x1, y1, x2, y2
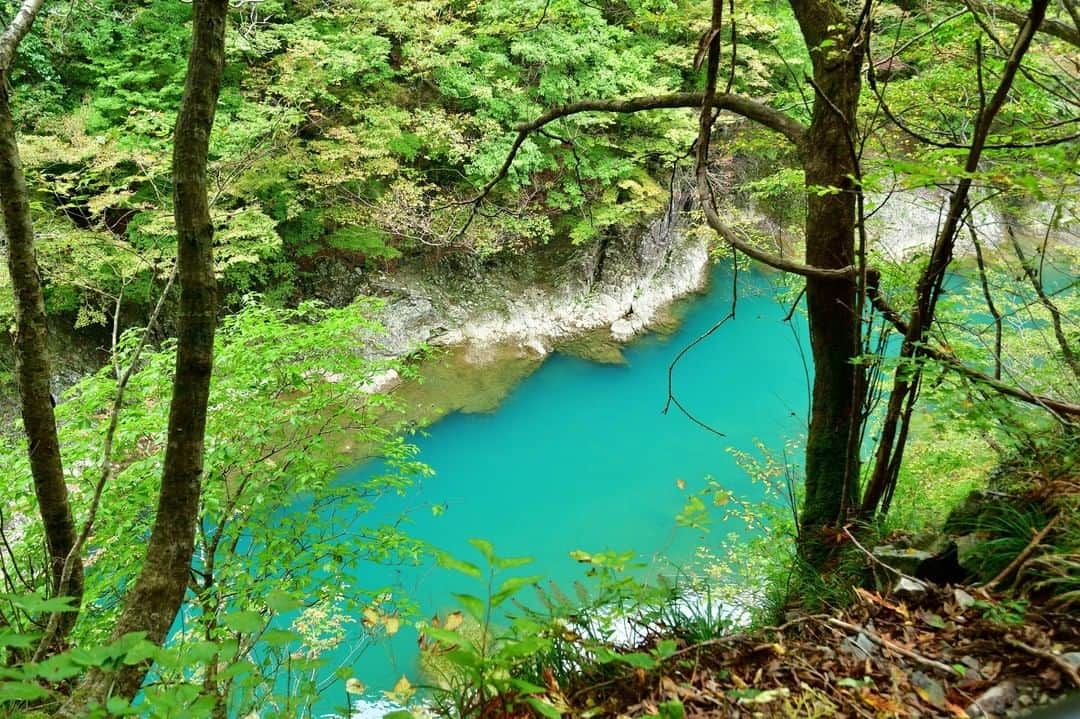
(350, 190, 712, 367)
(3, 181, 1073, 421)
(323, 184, 1076, 380)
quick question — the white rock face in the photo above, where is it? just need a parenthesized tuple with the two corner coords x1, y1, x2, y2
(453, 212, 709, 353)
(866, 188, 1078, 259)
(369, 191, 712, 363)
(361, 186, 1074, 366)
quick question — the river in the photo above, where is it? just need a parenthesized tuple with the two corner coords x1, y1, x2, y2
(312, 266, 810, 716)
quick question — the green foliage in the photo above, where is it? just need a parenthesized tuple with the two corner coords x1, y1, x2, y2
(5, 0, 745, 329)
(416, 540, 554, 718)
(952, 501, 1049, 580)
(970, 597, 1029, 625)
(2, 0, 1078, 712)
(886, 413, 995, 534)
(0, 298, 432, 715)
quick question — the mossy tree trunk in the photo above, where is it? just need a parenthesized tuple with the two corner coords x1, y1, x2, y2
(62, 0, 228, 708)
(0, 0, 84, 644)
(790, 0, 867, 553)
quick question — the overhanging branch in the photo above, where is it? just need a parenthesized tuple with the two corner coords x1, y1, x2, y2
(0, 0, 45, 71)
(868, 281, 1080, 418)
(962, 0, 1080, 47)
(469, 92, 806, 211)
(465, 91, 854, 278)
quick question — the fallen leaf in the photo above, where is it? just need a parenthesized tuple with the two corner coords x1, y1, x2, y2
(738, 688, 790, 705)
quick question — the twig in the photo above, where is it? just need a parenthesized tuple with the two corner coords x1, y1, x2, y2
(826, 617, 958, 676)
(662, 311, 733, 438)
(1004, 636, 1080, 688)
(983, 513, 1061, 591)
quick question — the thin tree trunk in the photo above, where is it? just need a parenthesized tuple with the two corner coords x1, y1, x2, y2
(62, 0, 227, 708)
(0, 79, 83, 640)
(969, 217, 1003, 379)
(861, 0, 1051, 517)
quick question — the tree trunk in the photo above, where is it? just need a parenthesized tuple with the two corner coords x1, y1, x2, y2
(790, 3, 866, 553)
(62, 0, 227, 707)
(0, 79, 84, 639)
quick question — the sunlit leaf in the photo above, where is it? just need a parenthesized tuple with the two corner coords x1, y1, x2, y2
(444, 611, 464, 631)
(384, 615, 401, 636)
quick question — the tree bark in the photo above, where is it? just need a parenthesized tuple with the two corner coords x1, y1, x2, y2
(790, 1, 866, 549)
(62, 0, 227, 708)
(0, 77, 83, 639)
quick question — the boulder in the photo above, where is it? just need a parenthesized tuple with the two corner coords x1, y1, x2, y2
(872, 544, 934, 576)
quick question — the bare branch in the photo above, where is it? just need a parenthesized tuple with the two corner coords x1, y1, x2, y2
(963, 0, 1080, 47)
(867, 281, 1080, 418)
(1007, 221, 1080, 380)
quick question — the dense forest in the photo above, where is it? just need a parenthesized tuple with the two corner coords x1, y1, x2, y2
(0, 0, 1077, 716)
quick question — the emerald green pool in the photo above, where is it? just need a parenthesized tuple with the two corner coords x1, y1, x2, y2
(332, 267, 809, 715)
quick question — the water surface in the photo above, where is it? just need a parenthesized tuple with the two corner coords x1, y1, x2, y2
(330, 267, 810, 713)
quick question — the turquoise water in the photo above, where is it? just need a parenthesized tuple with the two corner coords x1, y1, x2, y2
(323, 268, 810, 714)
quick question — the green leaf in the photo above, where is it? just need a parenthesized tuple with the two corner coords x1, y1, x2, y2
(423, 626, 477, 652)
(265, 590, 304, 613)
(656, 700, 685, 719)
(837, 677, 867, 688)
(510, 678, 547, 695)
(435, 551, 482, 579)
(261, 628, 302, 647)
(491, 575, 540, 607)
(7, 594, 77, 614)
(526, 697, 563, 718)
(467, 538, 496, 563)
(185, 640, 221, 666)
(452, 593, 486, 620)
(106, 696, 138, 715)
(923, 613, 947, 629)
(0, 681, 51, 701)
(35, 655, 83, 682)
(654, 639, 678, 659)
(223, 610, 265, 634)
(493, 555, 533, 571)
(494, 636, 546, 661)
(0, 631, 38, 649)
(617, 652, 657, 670)
(444, 646, 483, 669)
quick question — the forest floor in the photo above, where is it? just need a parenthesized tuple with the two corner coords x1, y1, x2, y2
(556, 581, 1078, 718)
(547, 463, 1080, 719)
